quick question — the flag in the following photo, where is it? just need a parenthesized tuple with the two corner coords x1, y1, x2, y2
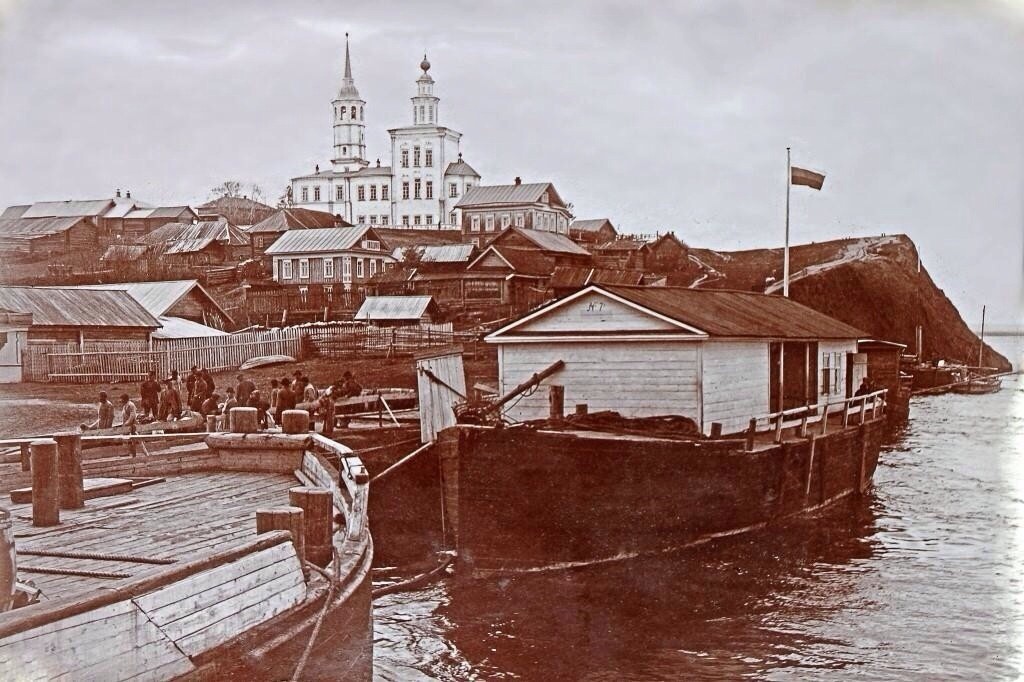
(791, 166, 825, 190)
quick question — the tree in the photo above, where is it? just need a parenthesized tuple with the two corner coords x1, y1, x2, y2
(276, 185, 294, 209)
(209, 181, 266, 203)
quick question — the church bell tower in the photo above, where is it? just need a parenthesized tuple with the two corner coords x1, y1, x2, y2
(332, 34, 369, 170)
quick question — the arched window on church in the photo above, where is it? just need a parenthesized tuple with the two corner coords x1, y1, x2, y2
(360, 106, 364, 120)
(340, 107, 345, 120)
(419, 105, 425, 122)
(350, 106, 357, 119)
(429, 106, 434, 123)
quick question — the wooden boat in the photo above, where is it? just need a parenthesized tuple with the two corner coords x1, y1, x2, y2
(0, 413, 373, 680)
(435, 390, 890, 578)
(951, 376, 1002, 394)
(238, 354, 296, 371)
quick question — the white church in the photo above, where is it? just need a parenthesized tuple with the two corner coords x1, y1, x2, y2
(289, 36, 481, 230)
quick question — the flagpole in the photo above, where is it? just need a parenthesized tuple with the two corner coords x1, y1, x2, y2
(784, 147, 791, 297)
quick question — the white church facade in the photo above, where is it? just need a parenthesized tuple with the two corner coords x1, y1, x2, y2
(289, 37, 481, 230)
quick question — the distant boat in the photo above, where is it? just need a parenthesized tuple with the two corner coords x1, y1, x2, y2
(239, 354, 296, 370)
(951, 375, 1002, 395)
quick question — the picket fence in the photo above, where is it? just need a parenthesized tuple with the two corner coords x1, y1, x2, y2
(24, 322, 465, 383)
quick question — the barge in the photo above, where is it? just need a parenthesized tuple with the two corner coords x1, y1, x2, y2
(0, 408, 373, 680)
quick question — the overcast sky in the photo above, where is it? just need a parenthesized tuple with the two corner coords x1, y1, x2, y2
(0, 0, 1021, 325)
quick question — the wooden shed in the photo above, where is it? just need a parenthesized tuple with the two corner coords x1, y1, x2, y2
(354, 295, 439, 326)
(485, 284, 868, 435)
(0, 286, 161, 345)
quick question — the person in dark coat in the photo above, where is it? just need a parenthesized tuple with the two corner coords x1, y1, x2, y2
(158, 380, 182, 421)
(855, 377, 872, 396)
(139, 370, 161, 420)
(235, 374, 255, 406)
(275, 378, 296, 424)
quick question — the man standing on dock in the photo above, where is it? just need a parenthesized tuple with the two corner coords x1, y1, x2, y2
(235, 373, 255, 406)
(118, 393, 138, 435)
(82, 391, 115, 430)
(139, 370, 161, 420)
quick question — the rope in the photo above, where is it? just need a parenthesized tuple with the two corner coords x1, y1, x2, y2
(290, 549, 340, 682)
(19, 565, 131, 579)
(18, 549, 176, 565)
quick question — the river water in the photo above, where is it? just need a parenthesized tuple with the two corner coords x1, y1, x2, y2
(373, 335, 1024, 681)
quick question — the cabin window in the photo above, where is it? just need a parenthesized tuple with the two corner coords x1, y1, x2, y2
(356, 258, 364, 278)
(485, 215, 495, 232)
(299, 287, 309, 303)
(323, 257, 334, 279)
(501, 214, 511, 229)
(298, 258, 309, 279)
(820, 352, 842, 395)
(281, 259, 292, 279)
(343, 256, 352, 282)
(465, 279, 501, 299)
(369, 259, 378, 276)
(381, 185, 389, 201)
(515, 213, 525, 228)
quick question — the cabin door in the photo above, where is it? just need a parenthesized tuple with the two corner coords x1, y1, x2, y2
(770, 341, 818, 412)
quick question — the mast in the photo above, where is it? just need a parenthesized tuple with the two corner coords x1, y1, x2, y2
(978, 305, 986, 368)
(783, 147, 791, 297)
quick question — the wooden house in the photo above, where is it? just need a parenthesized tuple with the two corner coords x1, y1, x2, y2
(591, 238, 649, 270)
(0, 286, 160, 345)
(116, 206, 199, 242)
(485, 284, 868, 435)
(140, 219, 251, 265)
(646, 232, 689, 272)
(264, 225, 393, 293)
(248, 208, 350, 266)
(354, 295, 440, 326)
(0, 216, 98, 258)
(569, 218, 617, 244)
(456, 179, 573, 243)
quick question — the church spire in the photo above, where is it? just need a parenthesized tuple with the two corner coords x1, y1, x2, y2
(338, 32, 360, 99)
(332, 32, 367, 170)
(344, 33, 353, 80)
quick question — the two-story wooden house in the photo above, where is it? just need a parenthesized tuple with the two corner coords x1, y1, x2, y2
(264, 226, 394, 293)
(455, 179, 573, 243)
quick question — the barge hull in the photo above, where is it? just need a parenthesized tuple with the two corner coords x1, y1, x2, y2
(442, 418, 886, 576)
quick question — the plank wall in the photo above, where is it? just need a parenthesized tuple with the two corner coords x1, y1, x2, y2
(701, 340, 770, 434)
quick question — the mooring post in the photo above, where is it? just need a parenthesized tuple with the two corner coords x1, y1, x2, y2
(709, 422, 723, 439)
(549, 385, 565, 421)
(842, 400, 851, 428)
(774, 414, 784, 443)
(745, 418, 757, 451)
(256, 506, 305, 567)
(20, 443, 30, 472)
(206, 414, 217, 432)
(229, 407, 258, 434)
(575, 403, 588, 417)
(281, 409, 310, 435)
(53, 432, 84, 510)
(288, 487, 334, 567)
(30, 439, 60, 527)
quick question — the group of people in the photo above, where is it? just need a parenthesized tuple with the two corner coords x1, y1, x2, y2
(82, 366, 365, 436)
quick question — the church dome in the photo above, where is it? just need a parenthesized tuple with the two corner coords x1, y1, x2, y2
(420, 54, 430, 72)
(338, 82, 361, 99)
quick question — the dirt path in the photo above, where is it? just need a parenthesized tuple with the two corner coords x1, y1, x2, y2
(763, 235, 900, 294)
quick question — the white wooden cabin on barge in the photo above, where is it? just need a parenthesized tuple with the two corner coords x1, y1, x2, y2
(485, 284, 869, 435)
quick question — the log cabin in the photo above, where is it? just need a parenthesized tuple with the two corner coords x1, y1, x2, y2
(485, 284, 871, 435)
(568, 218, 617, 244)
(0, 286, 160, 345)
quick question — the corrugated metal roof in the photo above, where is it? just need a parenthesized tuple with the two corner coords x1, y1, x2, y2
(456, 183, 562, 208)
(0, 216, 89, 238)
(103, 198, 153, 219)
(570, 219, 613, 234)
(264, 226, 373, 255)
(0, 286, 160, 328)
(249, 208, 345, 234)
(149, 206, 194, 219)
(64, 280, 227, 320)
(445, 159, 480, 177)
(1, 206, 29, 219)
(599, 286, 867, 339)
(21, 200, 114, 218)
(393, 243, 475, 263)
(493, 227, 590, 256)
(354, 296, 435, 321)
(152, 316, 228, 339)
(594, 239, 647, 252)
(141, 220, 249, 253)
(101, 245, 151, 261)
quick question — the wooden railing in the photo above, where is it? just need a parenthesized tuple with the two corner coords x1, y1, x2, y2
(309, 434, 369, 542)
(746, 389, 888, 446)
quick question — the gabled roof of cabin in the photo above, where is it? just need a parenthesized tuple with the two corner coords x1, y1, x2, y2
(354, 295, 437, 321)
(570, 219, 615, 234)
(65, 280, 231, 323)
(140, 219, 250, 253)
(249, 208, 349, 234)
(455, 182, 568, 210)
(0, 286, 160, 329)
(489, 284, 867, 341)
(264, 225, 383, 255)
(0, 216, 92, 239)
(481, 227, 589, 256)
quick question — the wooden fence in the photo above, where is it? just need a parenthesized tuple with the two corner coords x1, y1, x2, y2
(22, 322, 472, 383)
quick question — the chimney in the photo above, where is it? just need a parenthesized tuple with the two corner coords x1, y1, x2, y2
(376, 158, 381, 167)
(115, 188, 121, 198)
(315, 164, 319, 173)
(126, 190, 131, 199)
(514, 176, 522, 186)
